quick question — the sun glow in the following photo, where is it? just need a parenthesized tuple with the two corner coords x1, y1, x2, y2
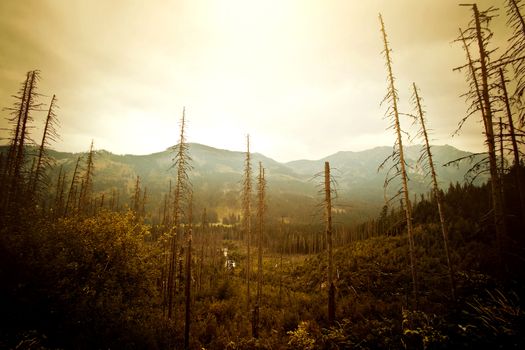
(0, 0, 506, 161)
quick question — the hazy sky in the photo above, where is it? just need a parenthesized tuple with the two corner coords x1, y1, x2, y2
(0, 0, 510, 162)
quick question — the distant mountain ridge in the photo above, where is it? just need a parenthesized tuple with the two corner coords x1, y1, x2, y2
(0, 143, 486, 224)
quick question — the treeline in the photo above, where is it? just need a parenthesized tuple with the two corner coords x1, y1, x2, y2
(0, 71, 101, 221)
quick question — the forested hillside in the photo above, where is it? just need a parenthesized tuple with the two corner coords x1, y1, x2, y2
(0, 143, 486, 227)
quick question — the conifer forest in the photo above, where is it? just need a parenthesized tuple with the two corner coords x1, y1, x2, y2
(2, 1, 525, 349)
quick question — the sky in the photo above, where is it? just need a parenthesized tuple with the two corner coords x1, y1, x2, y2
(0, 0, 512, 163)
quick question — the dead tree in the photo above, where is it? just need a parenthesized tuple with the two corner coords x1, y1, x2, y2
(498, 117, 508, 213)
(184, 192, 193, 350)
(411, 83, 456, 301)
(499, 67, 525, 222)
(504, 0, 525, 126)
(324, 161, 336, 324)
(379, 14, 419, 309)
(167, 107, 192, 320)
(242, 134, 253, 311)
(457, 4, 507, 257)
(31, 94, 59, 202)
(1, 71, 31, 189)
(253, 162, 266, 338)
(2, 70, 40, 211)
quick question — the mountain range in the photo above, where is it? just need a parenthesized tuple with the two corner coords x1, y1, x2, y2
(6, 143, 486, 225)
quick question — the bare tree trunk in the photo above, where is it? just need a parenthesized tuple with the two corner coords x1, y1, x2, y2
(412, 83, 456, 301)
(325, 162, 336, 324)
(506, 0, 525, 125)
(379, 14, 419, 309)
(31, 95, 58, 199)
(242, 135, 253, 311)
(253, 162, 265, 338)
(472, 4, 508, 256)
(184, 194, 193, 350)
(168, 107, 191, 320)
(499, 117, 507, 208)
(3, 72, 30, 184)
(9, 71, 38, 208)
(64, 156, 82, 217)
(499, 67, 525, 222)
(279, 217, 284, 307)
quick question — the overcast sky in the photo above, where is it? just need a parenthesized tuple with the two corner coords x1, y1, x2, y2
(0, 0, 510, 162)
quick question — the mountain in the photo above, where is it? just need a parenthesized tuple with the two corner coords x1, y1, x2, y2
(287, 144, 483, 199)
(2, 143, 485, 224)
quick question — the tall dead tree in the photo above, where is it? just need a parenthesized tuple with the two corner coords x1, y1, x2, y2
(324, 161, 336, 324)
(1, 71, 30, 203)
(504, 0, 525, 126)
(499, 67, 525, 221)
(379, 14, 418, 309)
(167, 107, 192, 320)
(457, 4, 507, 257)
(31, 94, 59, 201)
(2, 72, 30, 182)
(497, 117, 508, 215)
(411, 83, 456, 301)
(2, 70, 40, 211)
(455, 28, 488, 136)
(242, 135, 253, 311)
(253, 162, 266, 338)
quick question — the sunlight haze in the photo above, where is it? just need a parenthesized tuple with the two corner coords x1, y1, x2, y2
(0, 0, 508, 162)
